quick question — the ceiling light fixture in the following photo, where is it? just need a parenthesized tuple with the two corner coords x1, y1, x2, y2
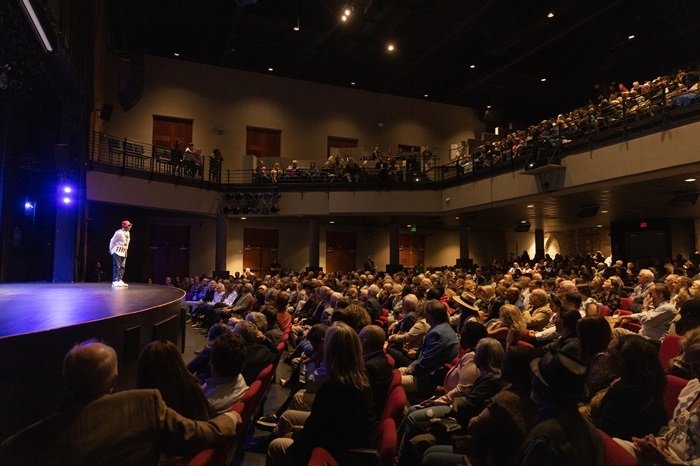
(685, 178, 697, 182)
(469, 64, 476, 69)
(350, 81, 356, 86)
(547, 12, 555, 18)
(527, 204, 534, 208)
(486, 105, 492, 109)
(241, 217, 247, 220)
(267, 67, 274, 72)
(19, 0, 53, 53)
(628, 34, 635, 40)
(329, 220, 335, 224)
(387, 43, 395, 52)
(293, 18, 300, 31)
(423, 94, 429, 98)
(601, 210, 609, 214)
(173, 52, 180, 57)
(540, 78, 547, 82)
(596, 224, 603, 228)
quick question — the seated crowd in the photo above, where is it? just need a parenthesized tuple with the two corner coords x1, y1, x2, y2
(452, 67, 700, 176)
(4, 249, 700, 465)
(247, 67, 700, 188)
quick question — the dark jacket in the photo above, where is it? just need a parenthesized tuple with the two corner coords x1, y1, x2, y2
(289, 378, 377, 466)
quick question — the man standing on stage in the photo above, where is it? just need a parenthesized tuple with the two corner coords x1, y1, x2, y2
(109, 220, 132, 287)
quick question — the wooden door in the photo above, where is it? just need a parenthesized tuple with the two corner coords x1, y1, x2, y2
(399, 234, 425, 268)
(326, 231, 357, 273)
(148, 225, 189, 284)
(243, 228, 279, 275)
(153, 115, 193, 150)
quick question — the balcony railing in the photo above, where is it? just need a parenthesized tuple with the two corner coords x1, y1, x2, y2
(88, 88, 700, 191)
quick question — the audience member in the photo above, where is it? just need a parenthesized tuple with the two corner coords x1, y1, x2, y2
(0, 340, 239, 465)
(203, 332, 248, 414)
(266, 322, 377, 465)
(137, 339, 211, 421)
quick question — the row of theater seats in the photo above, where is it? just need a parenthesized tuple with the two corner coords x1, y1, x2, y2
(188, 323, 293, 466)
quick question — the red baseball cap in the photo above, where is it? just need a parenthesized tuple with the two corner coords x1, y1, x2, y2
(121, 220, 133, 227)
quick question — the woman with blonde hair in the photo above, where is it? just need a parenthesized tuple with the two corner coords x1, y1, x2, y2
(487, 304, 526, 345)
(267, 322, 377, 465)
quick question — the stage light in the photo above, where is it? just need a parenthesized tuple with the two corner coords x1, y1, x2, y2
(24, 201, 34, 210)
(57, 183, 76, 207)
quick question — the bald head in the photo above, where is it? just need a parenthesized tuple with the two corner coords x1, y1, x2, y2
(63, 341, 118, 397)
(359, 324, 386, 354)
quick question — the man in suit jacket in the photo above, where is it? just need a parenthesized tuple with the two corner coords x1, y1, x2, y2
(0, 341, 240, 466)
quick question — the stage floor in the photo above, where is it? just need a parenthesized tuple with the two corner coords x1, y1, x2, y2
(0, 283, 185, 338)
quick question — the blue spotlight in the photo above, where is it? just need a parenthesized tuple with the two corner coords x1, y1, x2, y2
(24, 201, 35, 210)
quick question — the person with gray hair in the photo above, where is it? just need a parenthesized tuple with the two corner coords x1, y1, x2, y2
(0, 340, 239, 465)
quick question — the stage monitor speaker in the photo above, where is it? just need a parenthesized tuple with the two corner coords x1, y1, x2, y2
(455, 258, 473, 269)
(576, 204, 600, 218)
(386, 264, 404, 274)
(99, 104, 114, 121)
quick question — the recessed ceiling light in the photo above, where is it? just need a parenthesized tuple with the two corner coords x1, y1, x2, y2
(173, 52, 180, 57)
(520, 220, 528, 224)
(469, 64, 476, 69)
(628, 34, 635, 40)
(341, 15, 347, 21)
(387, 43, 395, 52)
(350, 81, 356, 86)
(527, 204, 534, 208)
(540, 78, 547, 82)
(293, 25, 300, 31)
(423, 94, 429, 98)
(344, 8, 352, 16)
(455, 216, 460, 220)
(601, 210, 609, 214)
(486, 105, 492, 109)
(685, 178, 697, 182)
(267, 67, 274, 72)
(547, 12, 555, 18)
(596, 224, 603, 228)
(329, 221, 335, 224)
(241, 217, 247, 220)
(406, 224, 412, 228)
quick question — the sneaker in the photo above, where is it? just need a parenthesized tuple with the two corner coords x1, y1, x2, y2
(112, 281, 121, 287)
(118, 280, 129, 287)
(255, 414, 279, 432)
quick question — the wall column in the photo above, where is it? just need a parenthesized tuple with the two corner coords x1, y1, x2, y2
(458, 218, 470, 268)
(535, 228, 545, 260)
(387, 219, 401, 274)
(214, 213, 228, 278)
(307, 217, 321, 272)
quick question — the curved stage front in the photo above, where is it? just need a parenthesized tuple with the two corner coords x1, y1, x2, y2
(0, 283, 185, 440)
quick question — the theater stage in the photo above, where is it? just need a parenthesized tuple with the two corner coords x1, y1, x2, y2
(0, 283, 185, 440)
